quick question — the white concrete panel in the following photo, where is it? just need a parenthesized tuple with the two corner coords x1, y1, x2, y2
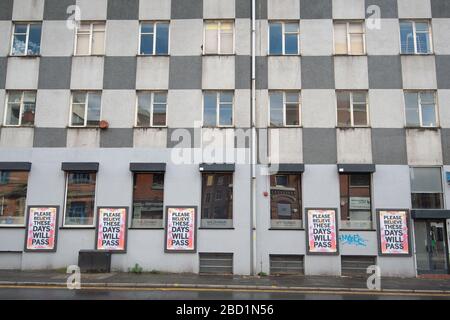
(5, 57, 40, 90)
(202, 56, 235, 90)
(303, 165, 340, 208)
(300, 20, 334, 56)
(0, 22, 12, 57)
(105, 20, 139, 57)
(0, 127, 34, 147)
(0, 230, 25, 251)
(0, 90, 5, 125)
(255, 90, 268, 128)
(332, 0, 365, 19)
(334, 56, 369, 89)
(133, 128, 167, 148)
(167, 90, 202, 127)
(373, 165, 412, 208)
(41, 21, 75, 57)
(401, 56, 437, 89)
(305, 256, 341, 276)
(438, 90, 450, 128)
(201, 128, 235, 164)
(337, 128, 373, 164)
(0, 253, 22, 269)
(406, 129, 443, 165)
(70, 56, 104, 90)
(12, 0, 45, 21)
(302, 89, 336, 128)
(76, 0, 108, 20)
(366, 19, 400, 55)
(268, 56, 301, 89)
(267, 0, 300, 19)
(136, 56, 170, 90)
(378, 256, 416, 277)
(432, 19, 450, 55)
(234, 89, 251, 128)
(269, 128, 303, 163)
(203, 0, 235, 19)
(255, 20, 268, 57)
(369, 90, 405, 128)
(170, 19, 203, 56)
(139, 0, 171, 20)
(235, 19, 251, 56)
(66, 129, 100, 148)
(339, 231, 378, 255)
(397, 0, 431, 18)
(35, 90, 71, 128)
(101, 90, 136, 128)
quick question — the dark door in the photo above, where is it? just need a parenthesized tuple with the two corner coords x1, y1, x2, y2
(415, 220, 449, 274)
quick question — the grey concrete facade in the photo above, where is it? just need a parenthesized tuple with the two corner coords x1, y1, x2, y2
(0, 0, 449, 278)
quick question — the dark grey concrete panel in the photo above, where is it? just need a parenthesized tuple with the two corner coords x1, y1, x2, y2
(365, 0, 398, 18)
(301, 57, 335, 89)
(38, 57, 72, 89)
(0, 0, 13, 20)
(368, 56, 403, 89)
(0, 162, 31, 171)
(61, 162, 99, 172)
(103, 57, 137, 90)
(302, 128, 337, 164)
(431, 0, 450, 18)
(300, 0, 332, 19)
(235, 55, 251, 90)
(436, 56, 450, 89)
(171, 0, 203, 19)
(33, 128, 67, 148)
(442, 128, 450, 165)
(107, 0, 139, 20)
(255, 56, 268, 90)
(43, 0, 76, 20)
(236, 0, 251, 18)
(168, 56, 202, 90)
(372, 128, 407, 165)
(100, 128, 134, 148)
(412, 209, 450, 219)
(278, 164, 305, 173)
(255, 0, 267, 19)
(0, 58, 6, 89)
(167, 128, 201, 148)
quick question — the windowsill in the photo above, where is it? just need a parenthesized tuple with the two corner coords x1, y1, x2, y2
(267, 54, 301, 57)
(128, 227, 164, 230)
(336, 126, 371, 129)
(0, 125, 34, 129)
(67, 126, 101, 129)
(137, 54, 170, 57)
(8, 54, 41, 58)
(59, 226, 96, 230)
(202, 126, 236, 129)
(268, 228, 304, 231)
(400, 53, 434, 56)
(405, 126, 440, 130)
(72, 54, 105, 57)
(199, 227, 235, 230)
(269, 126, 302, 129)
(202, 53, 236, 57)
(0, 225, 26, 228)
(333, 54, 367, 57)
(133, 126, 168, 129)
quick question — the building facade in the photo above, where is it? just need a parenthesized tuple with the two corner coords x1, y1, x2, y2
(0, 0, 450, 277)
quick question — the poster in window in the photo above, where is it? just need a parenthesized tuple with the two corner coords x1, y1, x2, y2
(377, 209, 411, 256)
(95, 207, 128, 253)
(24, 206, 59, 252)
(165, 206, 197, 253)
(306, 208, 339, 255)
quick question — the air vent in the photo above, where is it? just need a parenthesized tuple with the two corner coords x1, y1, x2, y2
(199, 253, 233, 274)
(270, 255, 304, 275)
(341, 256, 376, 276)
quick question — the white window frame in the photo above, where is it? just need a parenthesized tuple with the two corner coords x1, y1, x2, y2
(333, 21, 366, 55)
(202, 91, 235, 127)
(3, 91, 36, 127)
(10, 22, 41, 56)
(268, 91, 301, 127)
(203, 20, 236, 55)
(138, 21, 170, 56)
(404, 91, 439, 128)
(336, 91, 370, 127)
(400, 20, 433, 55)
(62, 172, 97, 228)
(74, 22, 106, 56)
(135, 91, 168, 128)
(69, 91, 102, 128)
(268, 21, 300, 55)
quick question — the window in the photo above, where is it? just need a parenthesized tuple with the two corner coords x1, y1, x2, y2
(270, 174, 302, 229)
(70, 91, 101, 127)
(404, 91, 437, 128)
(269, 91, 300, 127)
(203, 91, 233, 127)
(11, 23, 41, 56)
(201, 173, 233, 228)
(334, 21, 365, 55)
(4, 91, 36, 126)
(204, 21, 234, 54)
(132, 173, 165, 228)
(136, 92, 167, 127)
(340, 174, 372, 230)
(64, 172, 96, 226)
(400, 21, 432, 54)
(139, 22, 169, 55)
(75, 22, 106, 55)
(269, 21, 299, 55)
(410, 167, 443, 209)
(336, 91, 369, 127)
(0, 171, 28, 226)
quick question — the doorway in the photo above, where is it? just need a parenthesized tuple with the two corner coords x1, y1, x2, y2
(415, 220, 449, 274)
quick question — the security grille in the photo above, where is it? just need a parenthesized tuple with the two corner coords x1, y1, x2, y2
(199, 253, 233, 274)
(269, 255, 304, 275)
(341, 256, 376, 276)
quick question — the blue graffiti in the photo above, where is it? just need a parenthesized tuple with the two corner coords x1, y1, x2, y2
(339, 234, 368, 247)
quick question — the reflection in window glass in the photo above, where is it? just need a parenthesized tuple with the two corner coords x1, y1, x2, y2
(400, 21, 431, 54)
(132, 173, 165, 228)
(5, 91, 36, 126)
(203, 92, 234, 127)
(0, 171, 28, 225)
(201, 173, 233, 228)
(269, 22, 299, 55)
(410, 167, 443, 209)
(204, 21, 234, 54)
(340, 173, 372, 230)
(270, 174, 302, 229)
(336, 91, 368, 127)
(140, 22, 169, 55)
(269, 22, 282, 55)
(70, 92, 101, 127)
(11, 23, 41, 56)
(136, 92, 167, 127)
(404, 91, 437, 127)
(65, 172, 96, 226)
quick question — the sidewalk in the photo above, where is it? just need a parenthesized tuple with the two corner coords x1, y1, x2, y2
(1, 270, 450, 293)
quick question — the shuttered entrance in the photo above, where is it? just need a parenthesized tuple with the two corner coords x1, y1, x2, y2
(199, 253, 233, 274)
(341, 256, 376, 276)
(269, 255, 304, 275)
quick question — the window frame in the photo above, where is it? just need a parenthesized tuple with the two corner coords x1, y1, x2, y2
(404, 90, 439, 128)
(268, 91, 301, 127)
(138, 21, 170, 56)
(3, 90, 37, 127)
(410, 166, 445, 210)
(336, 91, 370, 128)
(74, 21, 106, 56)
(10, 22, 42, 56)
(69, 91, 103, 128)
(202, 91, 235, 128)
(333, 20, 366, 56)
(135, 91, 168, 128)
(268, 20, 300, 56)
(63, 171, 97, 228)
(399, 20, 433, 55)
(0, 170, 29, 227)
(203, 20, 236, 55)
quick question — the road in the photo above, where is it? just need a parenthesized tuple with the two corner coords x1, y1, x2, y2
(0, 285, 449, 300)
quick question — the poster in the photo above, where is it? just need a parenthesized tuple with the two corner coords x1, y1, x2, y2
(95, 207, 128, 253)
(377, 209, 411, 256)
(306, 208, 339, 255)
(24, 206, 59, 252)
(165, 207, 197, 253)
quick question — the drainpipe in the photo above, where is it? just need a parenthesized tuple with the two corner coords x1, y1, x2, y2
(250, 0, 257, 276)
